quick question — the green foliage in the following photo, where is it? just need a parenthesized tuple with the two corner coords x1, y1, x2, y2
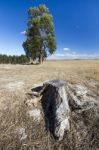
(0, 54, 29, 64)
(23, 4, 57, 63)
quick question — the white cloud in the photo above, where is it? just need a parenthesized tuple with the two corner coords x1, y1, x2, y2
(63, 48, 70, 51)
(21, 31, 26, 35)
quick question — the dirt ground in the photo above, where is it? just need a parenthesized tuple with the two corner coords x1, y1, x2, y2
(0, 60, 99, 150)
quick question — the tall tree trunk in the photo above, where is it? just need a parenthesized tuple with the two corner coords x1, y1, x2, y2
(39, 52, 43, 64)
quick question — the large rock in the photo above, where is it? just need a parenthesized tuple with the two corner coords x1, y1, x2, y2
(42, 80, 70, 140)
(27, 80, 99, 147)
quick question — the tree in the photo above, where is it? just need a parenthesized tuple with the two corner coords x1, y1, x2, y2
(23, 4, 57, 64)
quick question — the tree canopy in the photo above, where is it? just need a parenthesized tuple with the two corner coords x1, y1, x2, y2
(23, 4, 57, 64)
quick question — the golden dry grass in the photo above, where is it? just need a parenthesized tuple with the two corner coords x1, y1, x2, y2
(0, 60, 99, 150)
(1, 60, 99, 86)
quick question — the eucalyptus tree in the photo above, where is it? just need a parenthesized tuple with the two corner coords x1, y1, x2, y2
(23, 5, 57, 64)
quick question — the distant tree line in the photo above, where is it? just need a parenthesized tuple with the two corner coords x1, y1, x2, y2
(0, 54, 29, 64)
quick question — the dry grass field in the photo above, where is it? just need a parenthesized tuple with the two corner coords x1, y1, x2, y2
(0, 60, 99, 150)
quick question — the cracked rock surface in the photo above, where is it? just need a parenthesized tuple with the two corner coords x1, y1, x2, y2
(26, 80, 99, 149)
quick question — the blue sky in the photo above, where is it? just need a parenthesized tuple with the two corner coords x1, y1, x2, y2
(0, 0, 99, 59)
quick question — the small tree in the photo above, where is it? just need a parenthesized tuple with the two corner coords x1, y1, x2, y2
(23, 4, 57, 64)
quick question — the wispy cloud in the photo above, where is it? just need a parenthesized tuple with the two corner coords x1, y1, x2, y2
(21, 31, 26, 35)
(63, 47, 70, 51)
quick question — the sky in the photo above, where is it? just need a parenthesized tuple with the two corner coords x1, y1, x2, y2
(0, 0, 99, 59)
